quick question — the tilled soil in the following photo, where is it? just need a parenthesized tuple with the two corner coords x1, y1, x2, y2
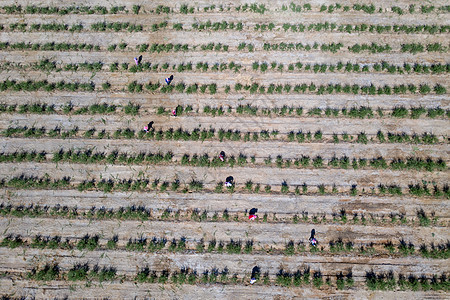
(0, 0, 448, 298)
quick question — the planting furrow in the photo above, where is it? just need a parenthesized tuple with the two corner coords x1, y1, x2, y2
(1, 137, 448, 160)
(1, 69, 448, 88)
(0, 247, 447, 277)
(1, 189, 448, 219)
(0, 91, 447, 111)
(0, 162, 447, 190)
(0, 114, 447, 136)
(1, 217, 448, 246)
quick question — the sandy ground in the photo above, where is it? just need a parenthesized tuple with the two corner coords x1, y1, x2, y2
(0, 0, 448, 298)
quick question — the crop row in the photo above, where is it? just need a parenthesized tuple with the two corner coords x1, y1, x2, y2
(1, 174, 448, 199)
(0, 5, 129, 15)
(8, 262, 355, 290)
(192, 21, 449, 34)
(2, 234, 448, 259)
(4, 59, 449, 76)
(212, 105, 449, 119)
(282, 3, 450, 15)
(3, 3, 448, 15)
(2, 126, 444, 146)
(1, 41, 446, 55)
(0, 102, 139, 115)
(6, 21, 447, 35)
(134, 81, 448, 95)
(17, 262, 449, 291)
(250, 61, 449, 74)
(2, 124, 444, 146)
(1, 149, 446, 173)
(0, 200, 440, 228)
(0, 204, 440, 228)
(260, 42, 448, 54)
(365, 271, 449, 291)
(0, 80, 95, 92)
(259, 23, 449, 34)
(2, 23, 83, 32)
(0, 79, 446, 96)
(0, 100, 447, 121)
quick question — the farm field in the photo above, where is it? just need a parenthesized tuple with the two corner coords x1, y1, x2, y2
(0, 0, 448, 299)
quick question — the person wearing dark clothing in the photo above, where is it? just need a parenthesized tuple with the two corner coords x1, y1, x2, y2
(219, 151, 225, 162)
(309, 229, 317, 246)
(144, 121, 154, 132)
(249, 208, 258, 220)
(165, 75, 174, 85)
(225, 176, 234, 187)
(250, 266, 260, 284)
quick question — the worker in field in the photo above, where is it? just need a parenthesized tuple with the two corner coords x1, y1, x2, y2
(165, 75, 174, 85)
(225, 176, 234, 187)
(144, 121, 154, 132)
(250, 266, 260, 284)
(248, 208, 258, 220)
(309, 228, 317, 246)
(219, 151, 225, 161)
(134, 55, 142, 66)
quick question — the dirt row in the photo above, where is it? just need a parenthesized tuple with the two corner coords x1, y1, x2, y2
(2, 136, 447, 160)
(1, 48, 448, 65)
(0, 91, 447, 111)
(1, 188, 447, 219)
(3, 69, 449, 89)
(0, 160, 446, 192)
(0, 278, 446, 300)
(1, 113, 448, 136)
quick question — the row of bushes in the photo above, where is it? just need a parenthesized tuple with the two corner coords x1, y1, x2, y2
(132, 82, 448, 95)
(283, 3, 449, 14)
(0, 102, 138, 115)
(4, 233, 447, 259)
(4, 59, 449, 75)
(111, 61, 243, 73)
(23, 262, 449, 290)
(277, 23, 449, 34)
(2, 126, 443, 146)
(0, 100, 446, 121)
(1, 40, 446, 55)
(5, 23, 83, 32)
(366, 270, 448, 291)
(189, 21, 449, 34)
(3, 3, 448, 15)
(0, 79, 447, 96)
(252, 61, 450, 74)
(234, 104, 449, 119)
(1, 174, 448, 199)
(1, 5, 127, 15)
(90, 22, 143, 32)
(0, 80, 94, 92)
(28, 264, 116, 282)
(1, 148, 444, 172)
(0, 204, 439, 228)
